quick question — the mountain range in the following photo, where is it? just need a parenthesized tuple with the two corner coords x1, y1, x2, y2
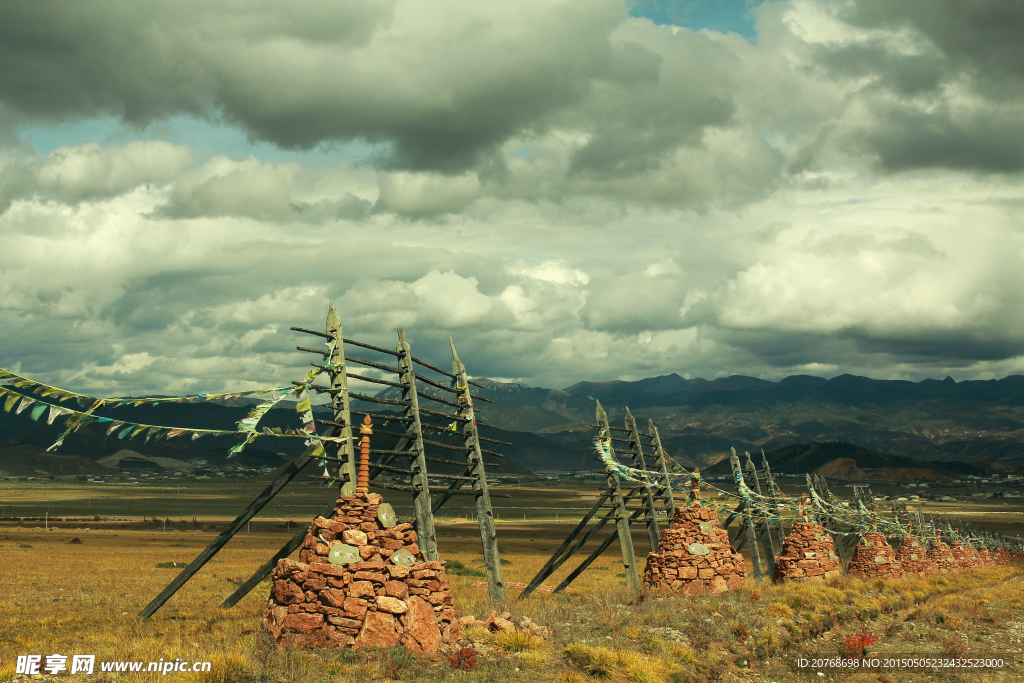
(4, 372, 1024, 477)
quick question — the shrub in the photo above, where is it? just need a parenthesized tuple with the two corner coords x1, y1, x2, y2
(445, 559, 485, 577)
(447, 647, 479, 671)
(493, 629, 541, 653)
(842, 629, 879, 657)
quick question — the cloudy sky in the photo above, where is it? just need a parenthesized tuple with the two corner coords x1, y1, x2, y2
(2, 0, 1023, 397)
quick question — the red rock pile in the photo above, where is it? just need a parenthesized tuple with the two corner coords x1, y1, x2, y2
(949, 541, 973, 569)
(642, 504, 746, 594)
(847, 532, 903, 579)
(772, 521, 842, 583)
(894, 536, 936, 576)
(261, 492, 462, 651)
(924, 540, 957, 572)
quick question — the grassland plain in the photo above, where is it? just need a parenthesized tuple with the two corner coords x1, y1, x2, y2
(1, 483, 1022, 683)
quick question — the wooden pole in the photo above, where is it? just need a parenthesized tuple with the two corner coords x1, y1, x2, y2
(450, 338, 505, 603)
(140, 442, 328, 618)
(596, 400, 640, 592)
(396, 326, 438, 561)
(745, 451, 775, 579)
(729, 448, 763, 581)
(552, 505, 647, 594)
(220, 498, 339, 609)
(325, 303, 355, 496)
(648, 420, 677, 520)
(517, 491, 611, 601)
(760, 450, 785, 552)
(624, 407, 660, 548)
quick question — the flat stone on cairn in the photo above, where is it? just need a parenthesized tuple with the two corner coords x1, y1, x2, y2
(261, 492, 463, 651)
(642, 504, 746, 595)
(924, 539, 957, 572)
(847, 532, 903, 579)
(772, 521, 842, 582)
(894, 536, 936, 577)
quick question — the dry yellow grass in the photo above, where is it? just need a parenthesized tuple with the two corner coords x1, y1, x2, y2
(1, 520, 1022, 682)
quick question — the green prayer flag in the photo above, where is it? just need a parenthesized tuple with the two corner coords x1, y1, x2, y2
(30, 404, 47, 421)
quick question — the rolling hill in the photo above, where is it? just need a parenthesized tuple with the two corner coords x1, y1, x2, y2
(703, 442, 988, 481)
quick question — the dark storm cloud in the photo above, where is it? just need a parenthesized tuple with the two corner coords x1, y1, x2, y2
(814, 42, 948, 97)
(803, 0, 1024, 174)
(844, 0, 1024, 91)
(0, 0, 626, 173)
(856, 104, 1024, 173)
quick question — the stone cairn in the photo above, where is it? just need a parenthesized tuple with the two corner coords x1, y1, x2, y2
(261, 416, 462, 650)
(261, 492, 462, 650)
(847, 532, 903, 579)
(924, 539, 957, 572)
(893, 536, 936, 576)
(772, 521, 842, 582)
(642, 504, 746, 594)
(949, 541, 973, 570)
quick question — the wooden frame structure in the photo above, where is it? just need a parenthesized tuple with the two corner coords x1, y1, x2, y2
(518, 401, 678, 600)
(141, 303, 511, 618)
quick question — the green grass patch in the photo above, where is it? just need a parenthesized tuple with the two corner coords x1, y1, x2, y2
(446, 559, 485, 577)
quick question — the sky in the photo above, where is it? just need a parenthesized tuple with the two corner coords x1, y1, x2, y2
(2, 0, 1024, 397)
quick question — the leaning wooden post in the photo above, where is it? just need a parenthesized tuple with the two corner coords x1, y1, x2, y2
(648, 420, 677, 520)
(760, 450, 785, 552)
(325, 302, 356, 495)
(624, 407, 660, 548)
(730, 448, 764, 581)
(141, 440, 331, 618)
(596, 400, 640, 592)
(396, 325, 438, 561)
(451, 339, 505, 603)
(745, 451, 776, 579)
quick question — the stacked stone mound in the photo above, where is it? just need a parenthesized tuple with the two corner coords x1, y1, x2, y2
(924, 540, 957, 572)
(995, 546, 1018, 565)
(847, 532, 903, 579)
(642, 504, 746, 594)
(894, 536, 936, 576)
(772, 521, 842, 582)
(949, 541, 972, 569)
(261, 492, 462, 651)
(978, 546, 995, 566)
(962, 540, 978, 569)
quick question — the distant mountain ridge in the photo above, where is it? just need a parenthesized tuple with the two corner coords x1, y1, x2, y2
(704, 442, 988, 481)
(460, 372, 1024, 472)
(6, 370, 1024, 477)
